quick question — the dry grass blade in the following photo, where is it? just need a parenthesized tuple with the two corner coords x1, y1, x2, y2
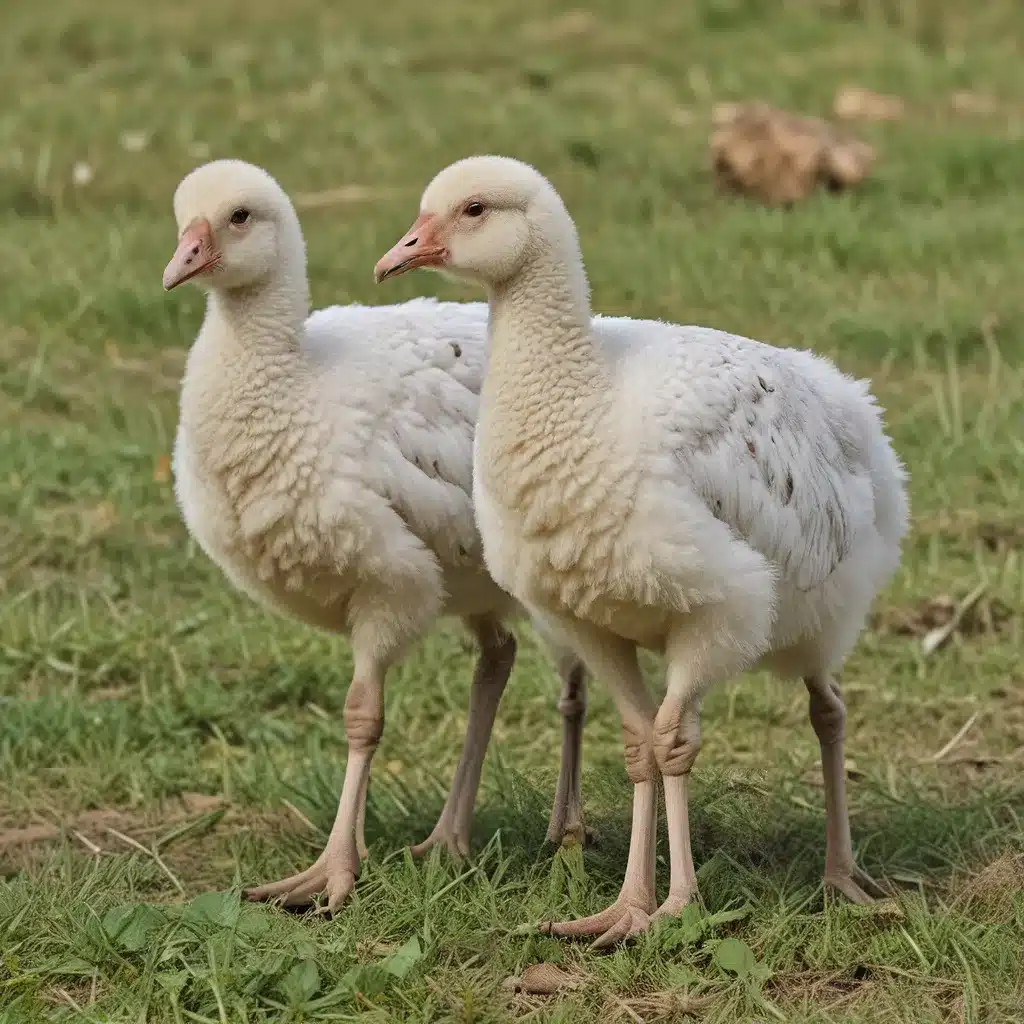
(921, 582, 989, 656)
(938, 752, 1012, 767)
(155, 807, 227, 850)
(104, 827, 186, 895)
(72, 829, 102, 855)
(609, 992, 645, 1023)
(613, 989, 713, 1020)
(57, 988, 84, 1013)
(282, 799, 318, 831)
(924, 713, 980, 763)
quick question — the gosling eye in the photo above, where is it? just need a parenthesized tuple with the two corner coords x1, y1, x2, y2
(229, 208, 251, 227)
(464, 202, 485, 218)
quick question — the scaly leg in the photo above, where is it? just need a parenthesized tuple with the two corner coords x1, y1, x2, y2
(805, 674, 887, 903)
(411, 616, 516, 858)
(651, 601, 773, 922)
(355, 772, 369, 861)
(546, 656, 590, 846)
(544, 771, 657, 949)
(246, 655, 385, 913)
(651, 691, 702, 919)
(540, 629, 658, 948)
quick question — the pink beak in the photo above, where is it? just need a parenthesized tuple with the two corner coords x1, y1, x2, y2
(163, 218, 219, 291)
(374, 213, 448, 283)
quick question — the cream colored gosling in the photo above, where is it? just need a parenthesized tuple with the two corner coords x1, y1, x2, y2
(165, 159, 592, 915)
(375, 155, 908, 947)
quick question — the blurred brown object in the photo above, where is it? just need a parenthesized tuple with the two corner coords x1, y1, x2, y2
(711, 102, 875, 206)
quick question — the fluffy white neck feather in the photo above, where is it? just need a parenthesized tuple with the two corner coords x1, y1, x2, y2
(206, 224, 309, 359)
(478, 211, 628, 526)
(181, 221, 314, 468)
(485, 208, 608, 401)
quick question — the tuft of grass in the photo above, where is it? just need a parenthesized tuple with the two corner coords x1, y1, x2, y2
(2, 0, 1023, 1019)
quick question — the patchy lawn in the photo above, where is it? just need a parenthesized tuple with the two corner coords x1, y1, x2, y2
(1, 0, 1022, 1020)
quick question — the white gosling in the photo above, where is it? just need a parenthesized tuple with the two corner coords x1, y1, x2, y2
(375, 155, 909, 947)
(165, 159, 592, 914)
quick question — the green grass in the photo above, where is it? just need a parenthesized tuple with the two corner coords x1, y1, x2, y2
(2, 0, 1023, 1019)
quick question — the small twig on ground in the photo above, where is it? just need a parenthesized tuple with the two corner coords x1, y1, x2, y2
(609, 993, 645, 1024)
(921, 581, 988, 656)
(57, 989, 84, 1013)
(925, 712, 979, 763)
(282, 799, 317, 831)
(939, 753, 1004, 766)
(105, 827, 185, 895)
(72, 829, 102, 855)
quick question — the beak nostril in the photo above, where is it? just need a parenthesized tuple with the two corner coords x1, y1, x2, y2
(404, 237, 418, 248)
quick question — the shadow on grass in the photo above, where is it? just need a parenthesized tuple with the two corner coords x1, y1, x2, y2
(285, 759, 1024, 908)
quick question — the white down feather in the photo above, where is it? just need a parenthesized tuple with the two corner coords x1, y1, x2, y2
(174, 297, 509, 662)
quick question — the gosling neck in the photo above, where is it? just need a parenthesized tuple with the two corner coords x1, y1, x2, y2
(184, 238, 312, 441)
(485, 247, 610, 419)
(206, 251, 309, 364)
(479, 245, 617, 513)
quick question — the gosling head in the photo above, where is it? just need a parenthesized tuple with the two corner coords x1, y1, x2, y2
(374, 155, 576, 289)
(163, 160, 301, 292)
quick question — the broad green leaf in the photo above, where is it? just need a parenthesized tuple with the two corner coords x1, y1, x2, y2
(713, 937, 769, 980)
(279, 958, 320, 1006)
(286, 933, 319, 961)
(102, 904, 166, 952)
(706, 903, 752, 927)
(341, 963, 391, 997)
(41, 956, 95, 977)
(182, 890, 240, 930)
(659, 904, 708, 949)
(234, 903, 271, 939)
(155, 971, 189, 997)
(382, 936, 422, 980)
